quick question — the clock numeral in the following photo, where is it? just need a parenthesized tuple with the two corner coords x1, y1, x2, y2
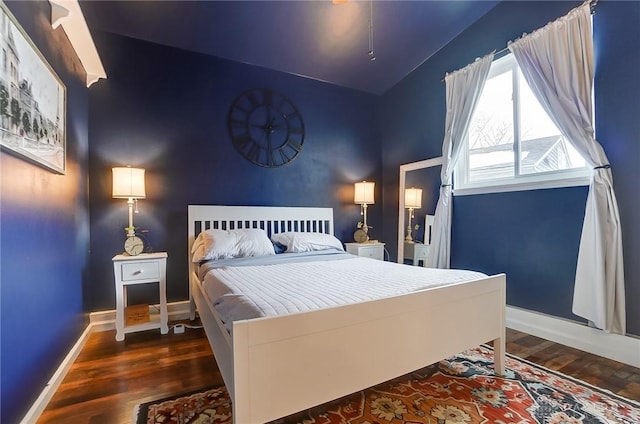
(278, 149, 292, 164)
(267, 149, 276, 167)
(285, 139, 302, 153)
(247, 142, 262, 162)
(230, 102, 251, 116)
(230, 119, 248, 129)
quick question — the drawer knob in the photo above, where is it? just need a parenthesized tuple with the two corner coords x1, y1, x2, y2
(133, 270, 144, 275)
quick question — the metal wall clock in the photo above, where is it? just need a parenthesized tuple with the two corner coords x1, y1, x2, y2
(228, 88, 305, 168)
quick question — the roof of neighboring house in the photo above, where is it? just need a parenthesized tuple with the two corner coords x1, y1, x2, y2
(469, 135, 568, 177)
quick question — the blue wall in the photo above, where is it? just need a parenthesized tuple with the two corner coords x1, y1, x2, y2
(0, 2, 90, 422)
(2, 1, 638, 421)
(87, 32, 381, 311)
(380, 0, 640, 336)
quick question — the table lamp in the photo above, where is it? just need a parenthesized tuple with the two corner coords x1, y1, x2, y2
(112, 167, 146, 237)
(404, 187, 422, 242)
(354, 181, 375, 234)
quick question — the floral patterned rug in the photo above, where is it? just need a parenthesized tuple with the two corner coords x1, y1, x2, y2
(134, 345, 639, 423)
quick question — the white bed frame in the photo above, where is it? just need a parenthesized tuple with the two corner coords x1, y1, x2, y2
(188, 205, 506, 424)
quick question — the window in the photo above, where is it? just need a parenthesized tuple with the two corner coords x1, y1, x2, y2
(453, 54, 591, 195)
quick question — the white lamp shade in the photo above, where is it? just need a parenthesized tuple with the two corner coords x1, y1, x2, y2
(405, 187, 422, 209)
(112, 167, 146, 199)
(354, 181, 375, 205)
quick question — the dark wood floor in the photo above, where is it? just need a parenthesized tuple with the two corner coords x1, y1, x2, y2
(38, 324, 640, 424)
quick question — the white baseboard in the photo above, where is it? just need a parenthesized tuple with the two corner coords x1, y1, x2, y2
(89, 300, 192, 331)
(21, 301, 192, 423)
(506, 306, 640, 368)
(20, 323, 93, 424)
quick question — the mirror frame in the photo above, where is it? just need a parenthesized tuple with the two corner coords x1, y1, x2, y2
(397, 156, 443, 263)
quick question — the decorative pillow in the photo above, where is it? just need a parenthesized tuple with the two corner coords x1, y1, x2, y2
(272, 241, 287, 254)
(195, 229, 239, 262)
(271, 232, 344, 253)
(192, 228, 275, 262)
(234, 228, 276, 257)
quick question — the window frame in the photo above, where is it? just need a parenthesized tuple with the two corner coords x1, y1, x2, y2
(453, 53, 591, 197)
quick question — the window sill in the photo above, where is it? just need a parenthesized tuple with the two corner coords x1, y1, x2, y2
(453, 175, 591, 196)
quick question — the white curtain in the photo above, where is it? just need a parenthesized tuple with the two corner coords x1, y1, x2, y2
(427, 53, 494, 269)
(508, 2, 625, 334)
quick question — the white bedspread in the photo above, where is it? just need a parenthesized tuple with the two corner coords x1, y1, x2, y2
(202, 255, 486, 329)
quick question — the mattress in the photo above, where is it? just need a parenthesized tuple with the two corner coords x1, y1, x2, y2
(200, 251, 487, 330)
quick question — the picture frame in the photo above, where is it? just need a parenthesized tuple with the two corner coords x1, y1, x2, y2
(0, 2, 66, 174)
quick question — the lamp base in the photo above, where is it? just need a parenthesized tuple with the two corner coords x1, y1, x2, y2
(405, 225, 414, 242)
(126, 198, 136, 237)
(405, 209, 414, 242)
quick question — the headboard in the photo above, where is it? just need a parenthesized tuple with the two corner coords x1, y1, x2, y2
(188, 205, 334, 241)
(188, 205, 335, 283)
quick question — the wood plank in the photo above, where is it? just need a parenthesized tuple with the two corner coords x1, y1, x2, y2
(38, 324, 222, 424)
(37, 325, 640, 423)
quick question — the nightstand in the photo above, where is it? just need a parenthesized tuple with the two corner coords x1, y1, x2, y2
(345, 242, 385, 261)
(112, 252, 169, 341)
(404, 242, 430, 267)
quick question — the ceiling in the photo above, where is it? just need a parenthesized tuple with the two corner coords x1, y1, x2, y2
(79, 1, 499, 95)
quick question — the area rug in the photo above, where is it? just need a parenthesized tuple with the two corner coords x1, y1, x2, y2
(134, 345, 640, 423)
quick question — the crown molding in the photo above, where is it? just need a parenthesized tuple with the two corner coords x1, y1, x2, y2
(49, 0, 106, 87)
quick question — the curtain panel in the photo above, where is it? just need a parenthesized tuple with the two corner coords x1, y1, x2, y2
(427, 53, 494, 269)
(508, 2, 625, 334)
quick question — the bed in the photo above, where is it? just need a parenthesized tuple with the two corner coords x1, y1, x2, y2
(188, 205, 506, 423)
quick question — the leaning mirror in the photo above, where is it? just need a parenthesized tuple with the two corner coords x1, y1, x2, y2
(397, 157, 443, 264)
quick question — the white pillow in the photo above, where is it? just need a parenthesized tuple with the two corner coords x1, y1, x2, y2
(271, 232, 344, 253)
(191, 234, 204, 254)
(234, 228, 276, 257)
(197, 229, 239, 262)
(191, 228, 275, 262)
(192, 244, 206, 263)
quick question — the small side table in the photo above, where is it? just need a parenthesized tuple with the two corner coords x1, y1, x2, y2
(345, 242, 385, 261)
(404, 242, 430, 267)
(112, 252, 169, 341)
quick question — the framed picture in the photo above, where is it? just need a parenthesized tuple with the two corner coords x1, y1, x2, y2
(0, 2, 66, 174)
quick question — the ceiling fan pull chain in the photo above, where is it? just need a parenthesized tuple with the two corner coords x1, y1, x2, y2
(368, 0, 375, 61)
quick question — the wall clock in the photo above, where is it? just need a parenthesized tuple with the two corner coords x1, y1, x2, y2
(228, 88, 305, 168)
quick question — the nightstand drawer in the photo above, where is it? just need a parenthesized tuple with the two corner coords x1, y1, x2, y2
(404, 242, 430, 266)
(121, 261, 160, 281)
(345, 242, 385, 261)
(414, 245, 429, 259)
(359, 246, 382, 259)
